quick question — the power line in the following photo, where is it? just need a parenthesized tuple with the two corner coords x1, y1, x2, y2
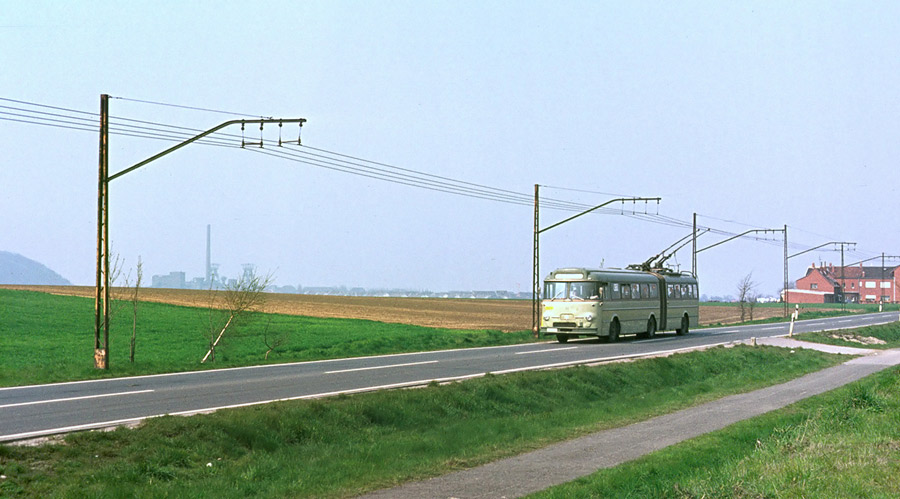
(539, 184, 637, 198)
(109, 95, 267, 119)
(1, 96, 888, 261)
(0, 109, 825, 244)
(0, 96, 98, 117)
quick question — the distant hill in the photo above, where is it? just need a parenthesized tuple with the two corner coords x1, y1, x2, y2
(0, 251, 71, 285)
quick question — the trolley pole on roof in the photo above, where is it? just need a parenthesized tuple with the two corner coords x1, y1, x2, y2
(94, 93, 306, 369)
(531, 188, 661, 336)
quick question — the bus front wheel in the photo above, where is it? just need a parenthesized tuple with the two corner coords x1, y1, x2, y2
(677, 315, 690, 335)
(556, 334, 569, 344)
(608, 320, 620, 343)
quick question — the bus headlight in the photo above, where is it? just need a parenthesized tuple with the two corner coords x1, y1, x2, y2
(543, 315, 550, 322)
(584, 313, 594, 322)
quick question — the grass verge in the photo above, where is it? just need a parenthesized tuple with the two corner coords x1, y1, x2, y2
(0, 345, 848, 497)
(796, 321, 900, 350)
(0, 289, 535, 387)
(532, 364, 900, 498)
(699, 309, 861, 328)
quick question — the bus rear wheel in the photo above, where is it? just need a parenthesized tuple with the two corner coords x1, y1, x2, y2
(556, 334, 569, 344)
(608, 320, 620, 343)
(645, 317, 657, 339)
(677, 315, 690, 335)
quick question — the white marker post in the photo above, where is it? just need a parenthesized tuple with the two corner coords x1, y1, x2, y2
(789, 304, 799, 337)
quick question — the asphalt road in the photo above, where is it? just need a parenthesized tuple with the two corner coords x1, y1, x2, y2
(2, 310, 897, 443)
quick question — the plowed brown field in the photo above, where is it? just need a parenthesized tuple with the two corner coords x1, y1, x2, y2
(4, 285, 793, 332)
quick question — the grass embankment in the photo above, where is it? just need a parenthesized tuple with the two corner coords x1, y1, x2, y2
(533, 365, 900, 498)
(699, 301, 899, 328)
(797, 321, 900, 350)
(0, 289, 534, 387)
(0, 345, 847, 497)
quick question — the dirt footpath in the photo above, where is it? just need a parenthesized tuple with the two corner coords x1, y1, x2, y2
(4, 285, 803, 332)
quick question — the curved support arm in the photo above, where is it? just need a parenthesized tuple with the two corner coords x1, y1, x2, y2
(108, 118, 307, 181)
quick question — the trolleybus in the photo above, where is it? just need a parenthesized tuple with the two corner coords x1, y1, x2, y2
(540, 267, 699, 343)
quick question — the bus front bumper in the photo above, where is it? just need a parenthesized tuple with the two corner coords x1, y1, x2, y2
(541, 327, 599, 334)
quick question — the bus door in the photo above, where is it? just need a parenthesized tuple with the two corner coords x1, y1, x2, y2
(655, 274, 667, 330)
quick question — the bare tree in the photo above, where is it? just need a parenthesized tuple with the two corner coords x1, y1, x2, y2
(129, 256, 143, 363)
(261, 318, 289, 360)
(202, 268, 273, 363)
(107, 249, 127, 318)
(737, 273, 758, 322)
(748, 291, 759, 321)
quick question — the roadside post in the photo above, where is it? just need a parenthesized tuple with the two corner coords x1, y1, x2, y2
(788, 304, 799, 337)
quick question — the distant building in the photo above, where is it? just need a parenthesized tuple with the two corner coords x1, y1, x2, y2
(784, 262, 898, 304)
(152, 271, 186, 289)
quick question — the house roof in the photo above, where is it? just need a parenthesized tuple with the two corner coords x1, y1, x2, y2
(812, 264, 897, 282)
(803, 267, 841, 288)
(861, 266, 897, 279)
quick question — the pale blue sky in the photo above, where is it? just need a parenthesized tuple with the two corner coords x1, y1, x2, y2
(2, 1, 898, 297)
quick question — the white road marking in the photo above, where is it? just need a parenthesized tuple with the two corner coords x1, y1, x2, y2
(758, 326, 784, 331)
(516, 347, 578, 355)
(0, 389, 154, 409)
(325, 360, 439, 374)
(0, 342, 536, 393)
(0, 416, 153, 442)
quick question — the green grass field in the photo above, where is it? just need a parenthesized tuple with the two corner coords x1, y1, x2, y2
(0, 289, 535, 387)
(532, 364, 900, 498)
(0, 345, 849, 498)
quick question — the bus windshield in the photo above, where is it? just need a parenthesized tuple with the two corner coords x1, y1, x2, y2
(544, 281, 602, 301)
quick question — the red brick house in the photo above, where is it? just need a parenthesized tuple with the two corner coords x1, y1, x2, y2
(784, 263, 899, 304)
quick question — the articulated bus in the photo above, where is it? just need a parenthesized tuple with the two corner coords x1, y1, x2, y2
(540, 267, 699, 343)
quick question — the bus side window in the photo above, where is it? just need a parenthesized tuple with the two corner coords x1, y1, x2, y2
(611, 283, 620, 300)
(682, 284, 691, 298)
(640, 283, 649, 299)
(694, 284, 699, 298)
(674, 286, 682, 299)
(631, 284, 640, 299)
(667, 285, 674, 298)
(649, 283, 658, 298)
(622, 284, 631, 299)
